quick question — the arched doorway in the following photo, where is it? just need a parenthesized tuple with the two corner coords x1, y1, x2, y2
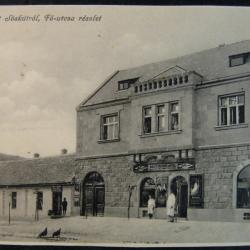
(237, 164, 250, 208)
(82, 172, 105, 216)
(171, 176, 188, 218)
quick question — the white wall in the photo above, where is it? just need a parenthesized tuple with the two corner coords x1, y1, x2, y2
(0, 185, 75, 220)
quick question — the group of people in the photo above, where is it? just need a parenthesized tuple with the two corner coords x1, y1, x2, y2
(147, 191, 176, 222)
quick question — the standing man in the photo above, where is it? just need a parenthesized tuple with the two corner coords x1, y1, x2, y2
(166, 190, 176, 222)
(62, 197, 68, 216)
(147, 195, 156, 219)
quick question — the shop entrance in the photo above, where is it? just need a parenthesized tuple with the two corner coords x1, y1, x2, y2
(52, 187, 63, 215)
(82, 172, 105, 216)
(171, 176, 188, 218)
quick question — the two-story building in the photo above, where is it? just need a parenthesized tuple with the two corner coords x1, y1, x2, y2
(75, 40, 250, 222)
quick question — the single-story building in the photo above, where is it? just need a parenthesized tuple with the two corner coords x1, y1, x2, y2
(0, 154, 79, 220)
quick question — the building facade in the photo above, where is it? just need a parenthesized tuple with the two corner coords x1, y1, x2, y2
(0, 155, 79, 220)
(75, 40, 250, 221)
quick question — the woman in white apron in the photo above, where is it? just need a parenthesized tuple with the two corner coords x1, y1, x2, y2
(166, 192, 176, 222)
(147, 195, 156, 219)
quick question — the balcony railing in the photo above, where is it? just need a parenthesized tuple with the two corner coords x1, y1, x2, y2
(133, 72, 199, 94)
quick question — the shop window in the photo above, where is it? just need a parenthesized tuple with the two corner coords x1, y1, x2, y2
(37, 192, 43, 210)
(170, 102, 179, 130)
(156, 105, 165, 132)
(143, 107, 152, 134)
(140, 178, 156, 207)
(156, 184, 167, 207)
(101, 114, 119, 141)
(219, 94, 245, 126)
(189, 175, 204, 208)
(140, 177, 167, 208)
(12, 192, 17, 209)
(237, 165, 250, 208)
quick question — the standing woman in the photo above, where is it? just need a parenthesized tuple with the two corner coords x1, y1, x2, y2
(147, 195, 156, 219)
(166, 190, 176, 222)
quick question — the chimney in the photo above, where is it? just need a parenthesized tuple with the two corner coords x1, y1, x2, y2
(33, 153, 40, 158)
(61, 148, 68, 155)
(218, 43, 225, 48)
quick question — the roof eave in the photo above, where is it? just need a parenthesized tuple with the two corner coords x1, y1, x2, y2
(76, 70, 120, 111)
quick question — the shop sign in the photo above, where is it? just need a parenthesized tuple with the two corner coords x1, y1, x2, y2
(51, 186, 63, 192)
(133, 159, 195, 173)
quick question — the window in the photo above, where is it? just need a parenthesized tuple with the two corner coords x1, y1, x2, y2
(219, 94, 245, 126)
(237, 165, 250, 208)
(170, 102, 179, 130)
(143, 107, 152, 134)
(101, 114, 119, 140)
(156, 105, 165, 132)
(229, 53, 250, 67)
(142, 101, 180, 134)
(118, 78, 139, 91)
(37, 192, 43, 210)
(11, 192, 17, 209)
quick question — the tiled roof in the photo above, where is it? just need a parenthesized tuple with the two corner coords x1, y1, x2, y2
(0, 153, 23, 161)
(81, 40, 250, 107)
(0, 154, 76, 186)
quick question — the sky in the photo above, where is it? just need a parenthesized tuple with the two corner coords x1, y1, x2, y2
(1, 6, 250, 157)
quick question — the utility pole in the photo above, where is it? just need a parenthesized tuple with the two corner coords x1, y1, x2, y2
(8, 190, 11, 225)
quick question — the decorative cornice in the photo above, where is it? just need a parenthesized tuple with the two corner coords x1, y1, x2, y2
(196, 72, 250, 89)
(77, 97, 130, 111)
(197, 142, 250, 150)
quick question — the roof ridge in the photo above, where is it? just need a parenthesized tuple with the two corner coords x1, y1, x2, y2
(118, 39, 250, 73)
(0, 153, 76, 164)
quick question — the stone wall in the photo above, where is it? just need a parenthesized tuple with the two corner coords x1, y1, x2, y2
(75, 156, 139, 209)
(196, 145, 250, 210)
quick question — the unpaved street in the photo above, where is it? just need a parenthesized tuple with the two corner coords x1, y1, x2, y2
(0, 216, 249, 245)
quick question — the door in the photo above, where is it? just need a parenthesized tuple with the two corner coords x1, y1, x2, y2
(171, 176, 188, 218)
(82, 172, 105, 216)
(52, 192, 62, 215)
(178, 184, 188, 217)
(95, 187, 105, 216)
(85, 187, 94, 215)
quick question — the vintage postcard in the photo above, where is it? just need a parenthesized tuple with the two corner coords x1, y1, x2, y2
(0, 5, 250, 247)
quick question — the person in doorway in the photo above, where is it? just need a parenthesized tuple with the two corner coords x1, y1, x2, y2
(166, 190, 176, 222)
(62, 197, 68, 216)
(147, 195, 156, 219)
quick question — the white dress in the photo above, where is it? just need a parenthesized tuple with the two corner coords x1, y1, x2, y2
(166, 193, 176, 217)
(147, 198, 156, 214)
